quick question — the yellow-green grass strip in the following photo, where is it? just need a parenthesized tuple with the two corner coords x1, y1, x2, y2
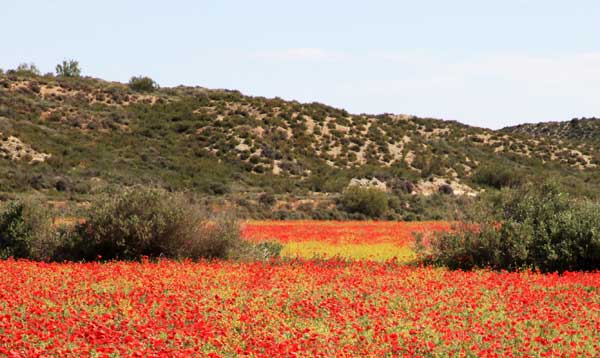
(281, 242, 416, 262)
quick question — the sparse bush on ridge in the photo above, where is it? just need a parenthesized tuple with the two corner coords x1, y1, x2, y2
(128, 76, 158, 92)
(417, 181, 600, 272)
(55, 59, 81, 77)
(11, 63, 41, 76)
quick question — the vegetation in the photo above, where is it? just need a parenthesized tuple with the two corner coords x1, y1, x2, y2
(0, 69, 598, 220)
(505, 117, 600, 145)
(0, 199, 56, 260)
(5, 259, 599, 356)
(129, 75, 158, 92)
(55, 59, 81, 77)
(74, 187, 242, 260)
(340, 187, 389, 218)
(12, 63, 41, 76)
(418, 181, 600, 272)
(472, 164, 523, 189)
(0, 188, 278, 262)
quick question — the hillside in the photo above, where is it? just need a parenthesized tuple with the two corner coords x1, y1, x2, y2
(504, 117, 600, 145)
(1, 71, 599, 219)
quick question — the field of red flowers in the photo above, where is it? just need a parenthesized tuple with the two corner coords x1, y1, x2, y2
(0, 221, 599, 357)
(242, 220, 452, 246)
(242, 221, 453, 261)
(1, 260, 599, 357)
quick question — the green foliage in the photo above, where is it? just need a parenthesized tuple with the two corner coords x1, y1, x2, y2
(258, 192, 276, 207)
(13, 63, 41, 76)
(419, 181, 600, 272)
(55, 59, 81, 77)
(0, 199, 57, 261)
(473, 164, 523, 189)
(0, 69, 599, 222)
(0, 188, 282, 262)
(129, 76, 158, 92)
(75, 187, 241, 260)
(340, 186, 389, 218)
(230, 240, 283, 261)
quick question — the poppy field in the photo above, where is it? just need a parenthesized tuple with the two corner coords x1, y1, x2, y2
(242, 221, 452, 262)
(0, 221, 599, 357)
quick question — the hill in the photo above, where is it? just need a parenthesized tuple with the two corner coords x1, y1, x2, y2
(0, 70, 599, 219)
(504, 117, 600, 145)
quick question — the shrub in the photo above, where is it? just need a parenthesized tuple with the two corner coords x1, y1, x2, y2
(129, 76, 158, 92)
(258, 192, 276, 207)
(55, 59, 81, 77)
(13, 63, 41, 76)
(418, 181, 600, 272)
(391, 179, 414, 195)
(473, 164, 523, 189)
(0, 188, 279, 262)
(438, 184, 454, 195)
(0, 199, 58, 261)
(339, 186, 388, 218)
(74, 187, 243, 261)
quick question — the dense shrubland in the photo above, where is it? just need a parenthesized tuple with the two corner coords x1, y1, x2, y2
(0, 65, 599, 221)
(417, 181, 600, 272)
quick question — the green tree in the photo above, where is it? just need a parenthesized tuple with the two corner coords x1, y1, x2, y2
(418, 181, 600, 272)
(340, 186, 389, 218)
(55, 59, 81, 77)
(128, 76, 158, 92)
(0, 200, 57, 261)
(14, 63, 41, 76)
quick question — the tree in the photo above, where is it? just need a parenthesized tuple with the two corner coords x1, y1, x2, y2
(418, 181, 600, 272)
(473, 164, 523, 189)
(128, 76, 158, 92)
(14, 63, 41, 76)
(340, 186, 389, 218)
(55, 59, 81, 77)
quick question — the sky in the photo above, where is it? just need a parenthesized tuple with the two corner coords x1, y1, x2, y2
(1, 1, 599, 129)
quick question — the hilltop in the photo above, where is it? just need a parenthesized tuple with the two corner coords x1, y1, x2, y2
(0, 70, 599, 219)
(504, 117, 600, 145)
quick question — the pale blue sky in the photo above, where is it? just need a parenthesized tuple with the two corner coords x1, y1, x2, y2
(2, 1, 599, 129)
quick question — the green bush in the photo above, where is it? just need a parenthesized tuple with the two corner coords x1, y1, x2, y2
(418, 181, 600, 272)
(13, 63, 41, 76)
(0, 199, 58, 261)
(55, 59, 81, 77)
(258, 192, 276, 207)
(75, 187, 242, 260)
(473, 164, 523, 189)
(129, 76, 158, 92)
(339, 186, 388, 218)
(0, 188, 280, 262)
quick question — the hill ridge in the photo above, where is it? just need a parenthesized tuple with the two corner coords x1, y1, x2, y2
(0, 71, 599, 219)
